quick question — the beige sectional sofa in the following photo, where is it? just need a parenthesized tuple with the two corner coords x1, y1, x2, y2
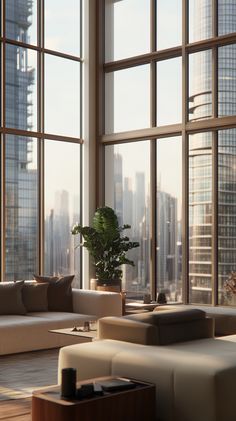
(58, 309, 236, 421)
(0, 288, 122, 355)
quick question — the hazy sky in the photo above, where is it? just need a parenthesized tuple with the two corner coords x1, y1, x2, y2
(25, 1, 182, 219)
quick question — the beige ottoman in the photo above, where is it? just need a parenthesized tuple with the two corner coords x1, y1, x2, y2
(58, 335, 236, 421)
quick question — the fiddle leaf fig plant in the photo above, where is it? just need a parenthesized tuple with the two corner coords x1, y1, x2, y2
(71, 206, 139, 283)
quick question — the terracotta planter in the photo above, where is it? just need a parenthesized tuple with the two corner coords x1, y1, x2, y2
(91, 279, 122, 293)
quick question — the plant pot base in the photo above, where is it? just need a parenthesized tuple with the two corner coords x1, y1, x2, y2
(96, 285, 121, 293)
(91, 279, 121, 293)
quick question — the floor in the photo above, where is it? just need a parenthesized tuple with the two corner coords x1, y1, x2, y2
(0, 398, 31, 421)
(0, 348, 59, 420)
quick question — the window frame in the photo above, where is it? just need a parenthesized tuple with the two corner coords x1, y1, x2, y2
(97, 0, 236, 305)
(0, 0, 83, 284)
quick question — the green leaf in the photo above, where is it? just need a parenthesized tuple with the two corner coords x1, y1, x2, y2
(71, 206, 140, 282)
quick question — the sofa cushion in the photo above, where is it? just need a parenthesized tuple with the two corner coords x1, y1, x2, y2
(34, 275, 74, 312)
(0, 281, 26, 315)
(127, 308, 206, 325)
(0, 314, 83, 355)
(22, 282, 49, 312)
(27, 311, 97, 324)
(98, 316, 159, 345)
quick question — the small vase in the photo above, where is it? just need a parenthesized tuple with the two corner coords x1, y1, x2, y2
(90, 278, 97, 290)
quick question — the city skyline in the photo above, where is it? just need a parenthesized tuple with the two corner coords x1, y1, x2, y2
(4, 0, 236, 306)
(106, 145, 181, 300)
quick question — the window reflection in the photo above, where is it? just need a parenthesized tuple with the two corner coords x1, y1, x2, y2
(105, 142, 150, 299)
(218, 129, 236, 305)
(105, 65, 150, 134)
(44, 141, 81, 287)
(157, 0, 181, 50)
(5, 135, 38, 280)
(189, 50, 212, 121)
(156, 57, 182, 126)
(156, 137, 182, 303)
(105, 0, 150, 62)
(189, 133, 212, 304)
(45, 54, 80, 137)
(6, 0, 37, 45)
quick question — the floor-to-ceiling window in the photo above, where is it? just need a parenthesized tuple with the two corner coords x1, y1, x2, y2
(0, 0, 82, 286)
(100, 0, 236, 305)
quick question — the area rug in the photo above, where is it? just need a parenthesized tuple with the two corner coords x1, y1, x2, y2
(0, 348, 59, 401)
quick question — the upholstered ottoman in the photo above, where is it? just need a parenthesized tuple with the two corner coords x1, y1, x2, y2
(98, 308, 214, 345)
(58, 335, 236, 421)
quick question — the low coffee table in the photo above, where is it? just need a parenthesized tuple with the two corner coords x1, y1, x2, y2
(125, 302, 159, 312)
(32, 376, 156, 421)
(49, 326, 97, 342)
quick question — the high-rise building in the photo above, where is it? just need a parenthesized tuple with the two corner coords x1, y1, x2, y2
(156, 190, 178, 298)
(189, 0, 236, 304)
(5, 0, 37, 280)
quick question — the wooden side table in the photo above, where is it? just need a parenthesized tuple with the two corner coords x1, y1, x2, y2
(32, 377, 156, 421)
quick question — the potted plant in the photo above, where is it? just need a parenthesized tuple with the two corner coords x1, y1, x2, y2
(71, 206, 139, 292)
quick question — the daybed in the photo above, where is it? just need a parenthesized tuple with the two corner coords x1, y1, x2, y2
(58, 309, 236, 421)
(0, 282, 122, 355)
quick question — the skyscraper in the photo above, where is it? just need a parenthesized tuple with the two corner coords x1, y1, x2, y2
(5, 1, 37, 280)
(156, 190, 178, 296)
(189, 0, 236, 304)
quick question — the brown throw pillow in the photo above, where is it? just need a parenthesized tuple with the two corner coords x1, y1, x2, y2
(0, 281, 26, 315)
(33, 275, 74, 312)
(22, 283, 49, 312)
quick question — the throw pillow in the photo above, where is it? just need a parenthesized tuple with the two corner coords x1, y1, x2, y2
(22, 282, 49, 312)
(0, 281, 26, 315)
(33, 274, 74, 312)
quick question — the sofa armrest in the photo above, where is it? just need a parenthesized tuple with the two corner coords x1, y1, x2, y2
(72, 289, 122, 318)
(98, 316, 159, 345)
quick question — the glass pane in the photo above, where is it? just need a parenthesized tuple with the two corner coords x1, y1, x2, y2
(5, 135, 38, 281)
(105, 0, 150, 62)
(6, 0, 37, 45)
(188, 0, 212, 43)
(189, 132, 212, 304)
(44, 141, 81, 287)
(6, 44, 37, 131)
(156, 57, 182, 126)
(218, 45, 236, 117)
(156, 137, 182, 303)
(45, 0, 80, 56)
(105, 142, 150, 299)
(45, 54, 80, 137)
(189, 50, 212, 121)
(218, 0, 236, 36)
(157, 0, 181, 50)
(218, 129, 236, 305)
(105, 65, 150, 134)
